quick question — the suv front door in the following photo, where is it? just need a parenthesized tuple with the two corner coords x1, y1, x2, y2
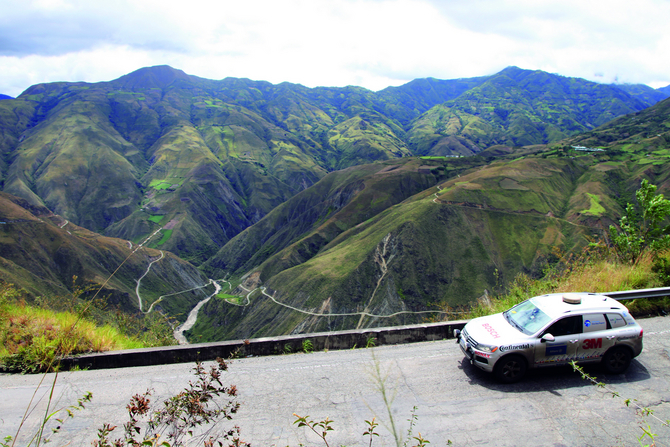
(534, 315, 583, 366)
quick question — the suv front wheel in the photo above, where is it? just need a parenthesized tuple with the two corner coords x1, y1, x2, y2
(494, 355, 527, 383)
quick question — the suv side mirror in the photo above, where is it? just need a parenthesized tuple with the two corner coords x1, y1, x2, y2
(541, 333, 555, 343)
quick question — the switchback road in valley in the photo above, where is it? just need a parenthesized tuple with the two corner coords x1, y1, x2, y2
(135, 250, 164, 311)
(258, 286, 466, 320)
(1, 316, 669, 446)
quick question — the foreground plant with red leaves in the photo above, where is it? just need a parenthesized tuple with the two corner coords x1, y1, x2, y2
(93, 357, 249, 447)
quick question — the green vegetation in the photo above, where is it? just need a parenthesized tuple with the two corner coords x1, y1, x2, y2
(406, 66, 655, 156)
(609, 179, 670, 264)
(0, 192, 209, 327)
(0, 282, 149, 373)
(2, 64, 662, 272)
(301, 338, 314, 353)
(2, 64, 670, 344)
(216, 292, 242, 304)
(195, 156, 605, 340)
(147, 214, 164, 223)
(580, 193, 606, 216)
(155, 229, 173, 246)
(149, 178, 184, 191)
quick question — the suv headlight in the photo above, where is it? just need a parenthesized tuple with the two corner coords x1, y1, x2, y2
(475, 343, 498, 353)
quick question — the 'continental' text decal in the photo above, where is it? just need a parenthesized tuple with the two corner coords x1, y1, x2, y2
(499, 343, 531, 352)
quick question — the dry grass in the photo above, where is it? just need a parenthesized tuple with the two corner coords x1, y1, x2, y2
(554, 254, 658, 293)
(466, 250, 669, 319)
(0, 284, 144, 372)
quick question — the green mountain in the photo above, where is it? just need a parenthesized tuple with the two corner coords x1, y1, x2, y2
(201, 157, 480, 278)
(190, 94, 670, 340)
(568, 96, 670, 158)
(611, 83, 670, 106)
(406, 67, 653, 156)
(0, 65, 658, 266)
(657, 85, 670, 96)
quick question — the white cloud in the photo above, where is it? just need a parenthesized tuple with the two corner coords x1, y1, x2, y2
(0, 0, 669, 97)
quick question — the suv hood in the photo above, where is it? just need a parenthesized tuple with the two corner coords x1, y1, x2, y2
(465, 313, 529, 346)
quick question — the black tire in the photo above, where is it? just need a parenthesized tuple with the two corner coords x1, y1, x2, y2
(494, 355, 527, 383)
(602, 347, 632, 374)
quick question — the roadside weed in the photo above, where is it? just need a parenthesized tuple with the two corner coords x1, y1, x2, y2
(1, 380, 91, 447)
(302, 339, 314, 354)
(571, 361, 669, 446)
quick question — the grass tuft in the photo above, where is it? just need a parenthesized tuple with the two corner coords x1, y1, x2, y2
(0, 282, 148, 373)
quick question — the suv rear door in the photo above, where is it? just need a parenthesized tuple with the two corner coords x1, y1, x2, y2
(576, 313, 619, 362)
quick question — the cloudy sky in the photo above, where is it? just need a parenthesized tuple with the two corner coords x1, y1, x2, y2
(1, 0, 669, 97)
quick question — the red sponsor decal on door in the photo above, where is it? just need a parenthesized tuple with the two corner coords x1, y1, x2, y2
(582, 338, 602, 350)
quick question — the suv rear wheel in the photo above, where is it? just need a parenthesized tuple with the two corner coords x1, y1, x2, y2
(602, 347, 632, 374)
(494, 355, 527, 383)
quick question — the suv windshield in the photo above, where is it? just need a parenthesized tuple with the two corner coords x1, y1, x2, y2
(504, 298, 552, 335)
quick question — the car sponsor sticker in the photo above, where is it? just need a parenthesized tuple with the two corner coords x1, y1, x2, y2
(617, 335, 636, 341)
(499, 343, 531, 352)
(575, 351, 602, 361)
(545, 344, 568, 356)
(482, 323, 501, 339)
(582, 338, 602, 349)
(536, 351, 602, 364)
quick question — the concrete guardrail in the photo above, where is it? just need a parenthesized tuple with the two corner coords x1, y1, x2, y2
(62, 320, 469, 371)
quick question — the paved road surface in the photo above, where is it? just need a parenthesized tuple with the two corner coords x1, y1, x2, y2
(2, 316, 670, 446)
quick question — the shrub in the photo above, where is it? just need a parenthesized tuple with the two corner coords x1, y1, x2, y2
(609, 179, 670, 264)
(93, 358, 248, 447)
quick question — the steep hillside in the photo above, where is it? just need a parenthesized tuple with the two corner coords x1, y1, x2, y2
(202, 157, 484, 278)
(656, 84, 670, 96)
(0, 192, 211, 321)
(189, 152, 670, 341)
(611, 83, 670, 106)
(2, 64, 669, 338)
(373, 76, 490, 124)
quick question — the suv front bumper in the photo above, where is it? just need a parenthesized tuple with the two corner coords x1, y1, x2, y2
(456, 329, 495, 373)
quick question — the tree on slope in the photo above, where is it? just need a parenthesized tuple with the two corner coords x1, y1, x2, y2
(609, 179, 670, 264)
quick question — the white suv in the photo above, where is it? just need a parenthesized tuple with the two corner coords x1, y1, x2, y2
(454, 293, 644, 383)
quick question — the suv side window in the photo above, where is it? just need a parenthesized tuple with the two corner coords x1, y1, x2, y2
(543, 315, 583, 337)
(606, 313, 627, 328)
(583, 313, 608, 333)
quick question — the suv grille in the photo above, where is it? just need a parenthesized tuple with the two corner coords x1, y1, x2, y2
(466, 334, 478, 349)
